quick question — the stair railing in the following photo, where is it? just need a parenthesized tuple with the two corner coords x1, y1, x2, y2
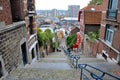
(78, 64, 120, 80)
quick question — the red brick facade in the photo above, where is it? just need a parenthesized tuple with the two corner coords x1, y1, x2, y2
(84, 11, 102, 24)
(99, 0, 120, 63)
(80, 5, 102, 35)
(0, 0, 12, 25)
(79, 5, 102, 55)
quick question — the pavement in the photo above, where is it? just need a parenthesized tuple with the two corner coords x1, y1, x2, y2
(3, 38, 120, 80)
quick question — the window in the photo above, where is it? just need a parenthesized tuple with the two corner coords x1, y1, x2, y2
(109, 0, 118, 10)
(29, 17, 34, 35)
(107, 0, 118, 19)
(105, 26, 114, 45)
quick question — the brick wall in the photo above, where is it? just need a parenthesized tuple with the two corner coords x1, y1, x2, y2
(84, 11, 102, 24)
(0, 0, 12, 25)
(0, 0, 25, 25)
(0, 21, 26, 73)
(98, 0, 120, 62)
(10, 0, 24, 21)
(99, 25, 105, 40)
(91, 40, 99, 57)
(112, 30, 120, 50)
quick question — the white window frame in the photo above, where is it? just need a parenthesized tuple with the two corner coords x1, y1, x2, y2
(105, 26, 114, 45)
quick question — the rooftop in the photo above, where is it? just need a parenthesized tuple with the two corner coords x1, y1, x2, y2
(81, 5, 102, 11)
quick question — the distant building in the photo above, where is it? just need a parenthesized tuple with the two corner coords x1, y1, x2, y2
(68, 5, 80, 17)
(0, 0, 39, 78)
(36, 10, 68, 17)
(70, 27, 80, 35)
(61, 17, 78, 26)
(52, 9, 58, 17)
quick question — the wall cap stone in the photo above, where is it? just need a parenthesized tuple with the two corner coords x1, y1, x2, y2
(99, 38, 120, 54)
(0, 21, 26, 33)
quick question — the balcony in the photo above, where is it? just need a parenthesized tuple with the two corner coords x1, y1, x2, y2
(28, 34, 37, 49)
(107, 9, 118, 20)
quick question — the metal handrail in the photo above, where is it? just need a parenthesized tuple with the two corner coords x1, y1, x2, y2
(107, 9, 118, 20)
(78, 64, 120, 80)
(63, 49, 80, 69)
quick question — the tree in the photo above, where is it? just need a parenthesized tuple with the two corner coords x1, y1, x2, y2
(37, 28, 54, 47)
(66, 34, 76, 48)
(37, 28, 48, 47)
(44, 29, 54, 42)
(88, 0, 103, 6)
(37, 28, 55, 56)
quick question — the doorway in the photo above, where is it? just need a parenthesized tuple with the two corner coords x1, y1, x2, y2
(21, 42, 27, 65)
(31, 48, 35, 59)
(0, 62, 3, 78)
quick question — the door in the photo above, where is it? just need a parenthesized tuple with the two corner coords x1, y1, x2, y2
(21, 42, 27, 65)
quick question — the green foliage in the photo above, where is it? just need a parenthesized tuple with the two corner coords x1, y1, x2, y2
(88, 32, 96, 43)
(88, 30, 100, 43)
(37, 28, 43, 32)
(51, 42, 57, 49)
(96, 30, 100, 39)
(44, 29, 54, 41)
(88, 0, 103, 5)
(37, 28, 54, 47)
(66, 34, 76, 48)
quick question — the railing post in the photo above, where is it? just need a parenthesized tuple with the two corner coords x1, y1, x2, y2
(80, 68, 83, 80)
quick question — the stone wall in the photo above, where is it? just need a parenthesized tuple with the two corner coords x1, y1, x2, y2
(0, 21, 26, 73)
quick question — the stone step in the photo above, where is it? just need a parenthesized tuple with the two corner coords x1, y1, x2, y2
(39, 58, 68, 63)
(78, 58, 105, 64)
(4, 69, 80, 80)
(25, 62, 72, 70)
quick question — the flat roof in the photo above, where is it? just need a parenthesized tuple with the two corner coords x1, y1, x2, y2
(62, 17, 78, 21)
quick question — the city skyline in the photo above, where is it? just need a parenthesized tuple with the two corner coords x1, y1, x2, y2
(35, 0, 91, 10)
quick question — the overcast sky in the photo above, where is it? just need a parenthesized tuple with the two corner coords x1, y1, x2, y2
(35, 0, 91, 10)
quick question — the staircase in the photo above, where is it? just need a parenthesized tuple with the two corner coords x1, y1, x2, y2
(3, 51, 80, 80)
(3, 38, 120, 80)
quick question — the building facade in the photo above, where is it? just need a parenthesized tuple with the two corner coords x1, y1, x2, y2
(0, 0, 39, 78)
(79, 5, 102, 35)
(52, 9, 58, 17)
(98, 0, 120, 64)
(79, 5, 102, 55)
(68, 5, 80, 17)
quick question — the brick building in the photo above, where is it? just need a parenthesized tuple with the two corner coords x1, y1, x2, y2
(79, 5, 102, 36)
(0, 0, 39, 78)
(98, 0, 120, 64)
(79, 5, 102, 55)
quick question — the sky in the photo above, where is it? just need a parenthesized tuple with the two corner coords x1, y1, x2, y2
(35, 0, 92, 10)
